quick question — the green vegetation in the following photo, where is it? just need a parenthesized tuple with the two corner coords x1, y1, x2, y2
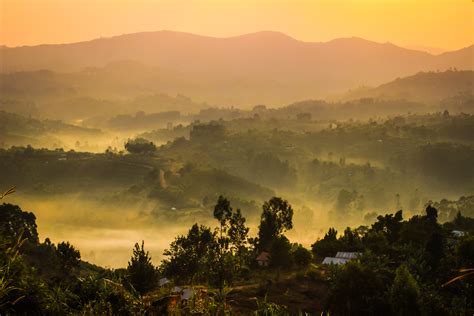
(0, 68, 472, 314)
(0, 196, 472, 314)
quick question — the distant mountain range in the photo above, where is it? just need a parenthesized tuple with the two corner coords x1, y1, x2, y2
(0, 31, 472, 106)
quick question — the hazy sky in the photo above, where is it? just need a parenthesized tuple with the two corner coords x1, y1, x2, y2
(1, 0, 472, 52)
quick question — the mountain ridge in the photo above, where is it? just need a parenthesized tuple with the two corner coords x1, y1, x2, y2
(1, 30, 472, 106)
(1, 30, 470, 55)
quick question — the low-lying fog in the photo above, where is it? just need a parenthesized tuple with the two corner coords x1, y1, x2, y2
(8, 194, 333, 268)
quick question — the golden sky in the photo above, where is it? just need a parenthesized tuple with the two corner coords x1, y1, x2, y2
(0, 0, 472, 52)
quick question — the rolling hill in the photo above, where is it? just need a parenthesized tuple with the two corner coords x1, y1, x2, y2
(342, 70, 474, 103)
(1, 31, 472, 106)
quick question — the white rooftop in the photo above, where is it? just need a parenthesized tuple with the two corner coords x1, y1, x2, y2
(322, 257, 349, 265)
(335, 252, 361, 259)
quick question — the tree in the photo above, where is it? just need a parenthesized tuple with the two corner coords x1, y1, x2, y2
(213, 196, 250, 288)
(213, 196, 233, 290)
(340, 227, 362, 251)
(389, 265, 420, 316)
(292, 244, 312, 267)
(257, 197, 293, 251)
(326, 262, 389, 315)
(124, 138, 157, 154)
(127, 241, 157, 294)
(161, 224, 218, 284)
(400, 206, 441, 246)
(425, 204, 438, 222)
(269, 236, 292, 279)
(228, 208, 250, 270)
(0, 203, 38, 244)
(56, 241, 81, 275)
(311, 228, 341, 258)
(371, 210, 403, 243)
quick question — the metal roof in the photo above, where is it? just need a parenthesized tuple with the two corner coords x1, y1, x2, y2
(322, 257, 349, 265)
(335, 252, 361, 259)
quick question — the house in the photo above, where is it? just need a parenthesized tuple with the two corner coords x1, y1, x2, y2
(335, 252, 361, 260)
(451, 230, 466, 238)
(181, 288, 194, 300)
(256, 251, 270, 267)
(322, 257, 349, 265)
(322, 252, 361, 265)
(159, 277, 170, 287)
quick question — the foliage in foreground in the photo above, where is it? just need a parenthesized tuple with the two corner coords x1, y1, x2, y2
(0, 195, 473, 315)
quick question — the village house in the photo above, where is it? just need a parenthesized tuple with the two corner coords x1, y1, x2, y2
(256, 251, 270, 267)
(322, 251, 361, 265)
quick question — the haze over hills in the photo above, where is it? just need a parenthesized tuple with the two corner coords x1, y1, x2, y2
(1, 69, 472, 123)
(343, 70, 474, 103)
(0, 31, 472, 106)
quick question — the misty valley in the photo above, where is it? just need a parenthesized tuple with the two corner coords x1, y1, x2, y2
(0, 29, 473, 315)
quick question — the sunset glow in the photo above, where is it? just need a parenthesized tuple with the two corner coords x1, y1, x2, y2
(1, 0, 472, 52)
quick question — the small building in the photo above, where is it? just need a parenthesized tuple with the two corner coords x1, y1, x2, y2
(335, 252, 361, 260)
(256, 251, 270, 267)
(322, 252, 361, 265)
(159, 277, 170, 287)
(322, 257, 349, 265)
(181, 288, 194, 300)
(451, 230, 466, 238)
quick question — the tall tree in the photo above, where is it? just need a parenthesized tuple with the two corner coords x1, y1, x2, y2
(127, 241, 157, 295)
(228, 208, 250, 270)
(213, 196, 250, 288)
(213, 196, 233, 290)
(257, 197, 293, 251)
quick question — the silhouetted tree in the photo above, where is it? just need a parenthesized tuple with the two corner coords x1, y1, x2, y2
(228, 208, 250, 270)
(270, 236, 292, 279)
(0, 203, 39, 244)
(213, 196, 233, 290)
(292, 244, 312, 267)
(371, 210, 403, 243)
(257, 197, 293, 251)
(161, 224, 218, 284)
(127, 241, 157, 294)
(56, 241, 80, 275)
(311, 228, 340, 258)
(213, 196, 250, 287)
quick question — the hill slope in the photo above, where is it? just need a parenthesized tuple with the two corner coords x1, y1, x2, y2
(343, 70, 474, 103)
(1, 31, 472, 106)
